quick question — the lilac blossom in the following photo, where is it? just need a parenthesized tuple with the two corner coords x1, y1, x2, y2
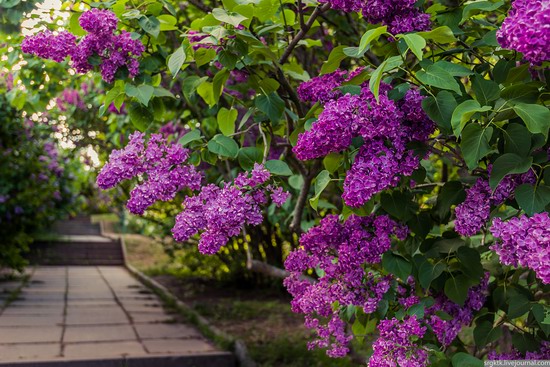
(490, 213, 550, 284)
(369, 316, 428, 367)
(284, 214, 407, 357)
(497, 0, 550, 64)
(21, 31, 76, 62)
(489, 341, 550, 360)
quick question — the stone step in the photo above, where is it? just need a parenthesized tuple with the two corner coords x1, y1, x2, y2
(27, 240, 125, 266)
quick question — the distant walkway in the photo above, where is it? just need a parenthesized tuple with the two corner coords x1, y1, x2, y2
(0, 217, 234, 366)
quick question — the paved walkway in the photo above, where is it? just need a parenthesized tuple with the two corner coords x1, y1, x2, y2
(0, 266, 234, 366)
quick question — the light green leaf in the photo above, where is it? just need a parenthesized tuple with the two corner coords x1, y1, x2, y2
(401, 33, 426, 60)
(265, 160, 293, 176)
(369, 56, 402, 101)
(309, 170, 331, 211)
(168, 47, 186, 78)
(212, 8, 248, 27)
(128, 102, 153, 132)
(125, 84, 155, 106)
(217, 107, 238, 136)
(320, 46, 346, 74)
(178, 130, 203, 147)
(197, 82, 215, 107)
(418, 26, 457, 43)
(343, 26, 387, 58)
(451, 100, 491, 137)
(461, 1, 504, 24)
(416, 63, 463, 95)
(138, 15, 160, 38)
(157, 14, 177, 31)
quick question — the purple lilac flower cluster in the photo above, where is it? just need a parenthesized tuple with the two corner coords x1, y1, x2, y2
(283, 214, 407, 357)
(294, 85, 434, 207)
(490, 213, 550, 284)
(97, 132, 202, 215)
(22, 9, 144, 83)
(171, 164, 289, 255)
(454, 170, 536, 236)
(296, 68, 365, 104)
(369, 315, 428, 367)
(56, 89, 86, 111)
(489, 341, 550, 360)
(496, 0, 550, 64)
(320, 0, 431, 34)
(425, 273, 489, 346)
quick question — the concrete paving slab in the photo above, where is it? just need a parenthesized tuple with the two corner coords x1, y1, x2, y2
(143, 338, 217, 354)
(130, 313, 175, 324)
(64, 341, 146, 358)
(64, 325, 136, 343)
(2, 307, 63, 316)
(0, 326, 63, 343)
(66, 310, 127, 325)
(0, 342, 60, 361)
(135, 324, 202, 340)
(0, 315, 63, 326)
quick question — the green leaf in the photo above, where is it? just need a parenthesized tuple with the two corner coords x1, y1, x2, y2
(369, 56, 403, 101)
(323, 153, 343, 173)
(418, 26, 457, 43)
(513, 103, 550, 139)
(157, 14, 177, 31)
(195, 48, 217, 67)
(320, 46, 347, 74)
(471, 74, 500, 106)
(401, 33, 426, 60)
(125, 84, 154, 106)
(461, 1, 504, 23)
(474, 321, 502, 346)
(197, 82, 215, 107)
(434, 181, 466, 221)
(422, 90, 457, 133)
(380, 192, 415, 221)
(265, 160, 293, 176)
(508, 294, 532, 319)
(460, 124, 493, 170)
(217, 107, 238, 136)
(416, 62, 463, 95)
(503, 124, 531, 157)
(213, 69, 230, 105)
(237, 147, 263, 170)
(501, 84, 540, 105)
(489, 153, 533, 191)
(168, 46, 186, 78)
(255, 93, 285, 124)
(212, 8, 248, 27)
(138, 15, 160, 38)
(207, 134, 239, 158)
(69, 12, 86, 36)
(457, 246, 483, 280)
(419, 261, 446, 289)
(343, 26, 387, 58)
(382, 252, 412, 280)
(451, 100, 491, 137)
(309, 170, 331, 211)
(451, 353, 483, 367)
(128, 102, 153, 132)
(515, 184, 550, 216)
(153, 87, 175, 99)
(444, 275, 470, 306)
(178, 130, 202, 147)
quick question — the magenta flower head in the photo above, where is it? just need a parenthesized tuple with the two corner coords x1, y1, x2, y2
(497, 0, 550, 64)
(79, 8, 118, 35)
(21, 31, 76, 62)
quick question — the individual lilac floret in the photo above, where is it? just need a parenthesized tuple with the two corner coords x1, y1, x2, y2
(490, 213, 550, 284)
(497, 0, 550, 64)
(21, 31, 76, 62)
(369, 316, 428, 367)
(342, 140, 420, 208)
(284, 214, 407, 357)
(425, 273, 489, 346)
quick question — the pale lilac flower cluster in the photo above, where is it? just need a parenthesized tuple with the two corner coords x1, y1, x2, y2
(97, 132, 202, 215)
(490, 213, 550, 284)
(56, 89, 86, 111)
(284, 214, 407, 357)
(425, 273, 489, 346)
(489, 341, 550, 360)
(497, 0, 550, 64)
(295, 86, 433, 207)
(455, 171, 535, 236)
(22, 9, 144, 83)
(369, 315, 428, 367)
(171, 164, 289, 255)
(320, 0, 431, 34)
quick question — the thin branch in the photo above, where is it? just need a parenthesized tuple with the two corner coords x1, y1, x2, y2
(289, 159, 321, 233)
(187, 0, 212, 13)
(279, 3, 331, 65)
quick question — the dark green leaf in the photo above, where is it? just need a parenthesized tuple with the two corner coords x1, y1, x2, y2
(461, 124, 493, 170)
(422, 90, 457, 133)
(207, 134, 239, 158)
(471, 74, 500, 106)
(255, 93, 285, 124)
(501, 84, 540, 104)
(503, 123, 531, 157)
(321, 46, 347, 74)
(444, 275, 470, 306)
(515, 184, 550, 216)
(382, 252, 412, 280)
(489, 153, 533, 191)
(416, 62, 463, 95)
(419, 261, 446, 289)
(434, 181, 466, 221)
(457, 246, 483, 280)
(513, 103, 550, 139)
(128, 102, 153, 132)
(474, 321, 502, 346)
(237, 147, 263, 170)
